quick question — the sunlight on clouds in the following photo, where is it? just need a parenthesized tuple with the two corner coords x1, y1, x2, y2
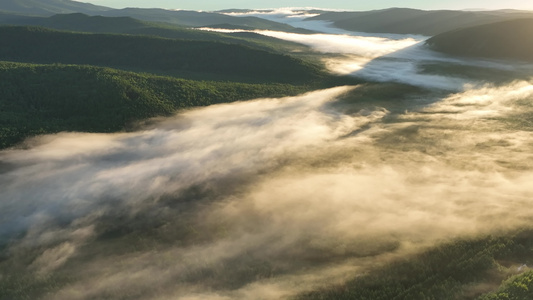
(198, 28, 419, 56)
(2, 79, 533, 299)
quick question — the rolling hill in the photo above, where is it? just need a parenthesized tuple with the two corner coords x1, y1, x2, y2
(0, 12, 311, 54)
(0, 0, 110, 16)
(98, 8, 311, 33)
(0, 26, 324, 83)
(426, 18, 533, 62)
(0, 62, 309, 149)
(0, 0, 311, 33)
(309, 8, 533, 35)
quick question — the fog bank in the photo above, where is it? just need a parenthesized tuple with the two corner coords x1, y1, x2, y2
(3, 79, 533, 299)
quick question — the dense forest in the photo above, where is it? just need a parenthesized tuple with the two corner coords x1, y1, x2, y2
(0, 0, 310, 32)
(0, 62, 313, 149)
(309, 8, 533, 36)
(426, 18, 533, 62)
(0, 13, 312, 53)
(0, 26, 324, 84)
(301, 231, 533, 300)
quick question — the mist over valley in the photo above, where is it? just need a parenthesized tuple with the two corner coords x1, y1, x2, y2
(2, 2, 533, 299)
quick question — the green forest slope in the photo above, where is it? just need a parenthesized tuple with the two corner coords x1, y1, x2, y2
(300, 231, 533, 300)
(0, 13, 310, 54)
(309, 8, 533, 36)
(0, 0, 312, 32)
(0, 26, 324, 83)
(0, 62, 310, 149)
(426, 18, 533, 62)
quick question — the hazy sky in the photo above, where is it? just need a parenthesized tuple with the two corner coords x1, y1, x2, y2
(78, 0, 533, 11)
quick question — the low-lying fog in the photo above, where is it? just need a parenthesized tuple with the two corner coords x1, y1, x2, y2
(200, 25, 533, 90)
(3, 9, 533, 300)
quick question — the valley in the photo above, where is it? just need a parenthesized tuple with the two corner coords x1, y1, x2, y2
(1, 2, 533, 300)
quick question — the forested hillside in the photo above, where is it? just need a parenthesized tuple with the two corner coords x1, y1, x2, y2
(300, 231, 533, 300)
(0, 26, 324, 83)
(309, 8, 533, 35)
(426, 18, 533, 62)
(98, 8, 311, 32)
(0, 0, 313, 32)
(0, 62, 309, 149)
(0, 0, 110, 15)
(0, 13, 311, 54)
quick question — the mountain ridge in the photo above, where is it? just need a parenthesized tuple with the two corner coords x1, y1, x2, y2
(309, 8, 533, 35)
(0, 0, 110, 16)
(0, 12, 312, 54)
(0, 26, 324, 84)
(426, 18, 533, 62)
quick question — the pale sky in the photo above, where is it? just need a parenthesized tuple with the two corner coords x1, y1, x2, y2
(78, 0, 533, 11)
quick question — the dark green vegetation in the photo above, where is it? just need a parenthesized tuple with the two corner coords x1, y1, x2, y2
(426, 18, 533, 62)
(0, 61, 310, 149)
(0, 10, 356, 151)
(0, 0, 310, 32)
(479, 271, 533, 300)
(299, 231, 533, 300)
(0, 26, 324, 83)
(309, 8, 533, 35)
(0, 13, 311, 54)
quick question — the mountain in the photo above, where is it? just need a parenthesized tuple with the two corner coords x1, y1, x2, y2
(426, 18, 533, 62)
(0, 0, 110, 16)
(0, 26, 324, 84)
(0, 0, 312, 33)
(309, 8, 533, 35)
(98, 8, 311, 33)
(0, 13, 311, 54)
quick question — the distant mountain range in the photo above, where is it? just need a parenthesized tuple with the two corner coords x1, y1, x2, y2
(0, 12, 311, 53)
(426, 18, 533, 62)
(310, 8, 533, 35)
(0, 0, 309, 32)
(3, 0, 533, 37)
(0, 0, 110, 15)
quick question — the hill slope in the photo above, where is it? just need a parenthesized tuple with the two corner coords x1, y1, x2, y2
(0, 13, 311, 54)
(99, 8, 310, 33)
(0, 62, 309, 149)
(426, 18, 533, 61)
(0, 0, 110, 16)
(0, 26, 323, 83)
(309, 8, 533, 35)
(299, 231, 533, 300)
(0, 0, 311, 33)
